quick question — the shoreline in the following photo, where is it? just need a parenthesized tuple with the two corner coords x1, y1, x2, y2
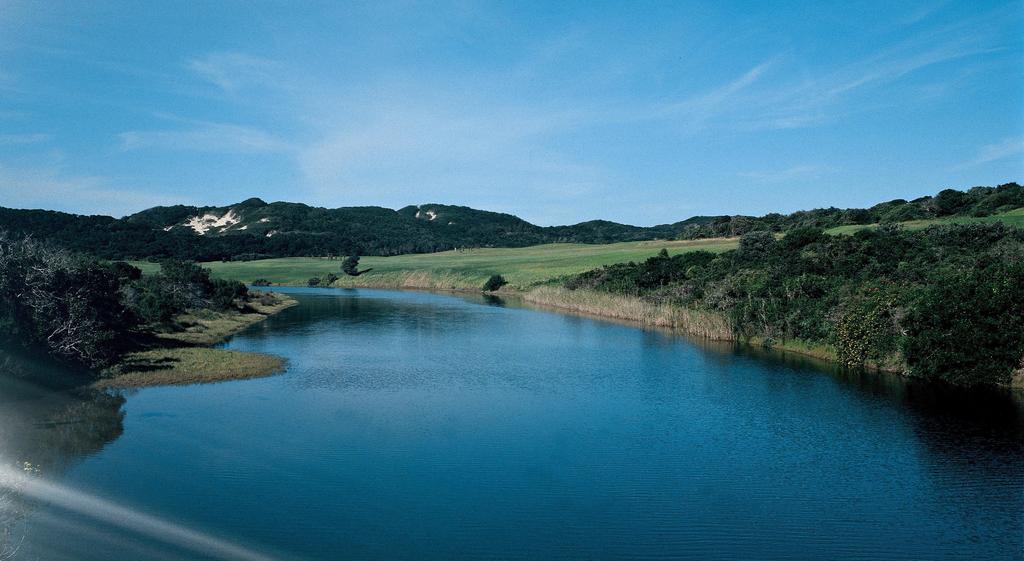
(521, 286, 1024, 390)
(519, 285, 903, 370)
(93, 292, 298, 389)
(297, 279, 1024, 390)
(283, 279, 853, 367)
(228, 280, 1024, 391)
(276, 278, 883, 368)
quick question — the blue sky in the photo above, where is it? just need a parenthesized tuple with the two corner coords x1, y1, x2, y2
(0, 1, 1022, 225)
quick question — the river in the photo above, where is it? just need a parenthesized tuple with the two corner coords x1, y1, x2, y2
(1, 287, 1022, 560)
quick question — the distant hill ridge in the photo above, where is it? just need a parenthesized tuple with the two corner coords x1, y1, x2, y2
(0, 182, 1020, 261)
(125, 198, 684, 244)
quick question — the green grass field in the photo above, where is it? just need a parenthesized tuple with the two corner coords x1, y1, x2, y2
(136, 238, 738, 290)
(825, 207, 1024, 235)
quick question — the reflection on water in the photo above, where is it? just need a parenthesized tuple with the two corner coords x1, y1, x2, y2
(480, 294, 506, 307)
(0, 288, 1022, 560)
(0, 349, 125, 559)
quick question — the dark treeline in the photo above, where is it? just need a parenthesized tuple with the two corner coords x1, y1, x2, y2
(564, 223, 1024, 387)
(0, 234, 249, 369)
(0, 183, 1019, 261)
(676, 183, 1024, 238)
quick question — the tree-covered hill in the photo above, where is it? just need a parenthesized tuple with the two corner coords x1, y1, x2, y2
(0, 183, 1019, 261)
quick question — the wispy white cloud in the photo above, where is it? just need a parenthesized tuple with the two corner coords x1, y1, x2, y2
(641, 9, 1009, 133)
(610, 36, 974, 134)
(298, 100, 608, 219)
(110, 54, 298, 156)
(824, 44, 999, 99)
(737, 164, 834, 183)
(674, 59, 776, 111)
(187, 52, 281, 93)
(119, 122, 292, 154)
(644, 59, 777, 126)
(898, 1, 950, 26)
(953, 137, 1024, 169)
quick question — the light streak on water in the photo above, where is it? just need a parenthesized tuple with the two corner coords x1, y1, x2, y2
(0, 462, 280, 561)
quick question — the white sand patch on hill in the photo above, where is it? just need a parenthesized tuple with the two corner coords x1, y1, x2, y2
(184, 210, 240, 235)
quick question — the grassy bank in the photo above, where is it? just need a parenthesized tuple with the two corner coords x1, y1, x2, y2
(522, 286, 905, 373)
(524, 286, 733, 339)
(152, 294, 298, 346)
(135, 238, 738, 290)
(95, 293, 297, 389)
(95, 348, 286, 389)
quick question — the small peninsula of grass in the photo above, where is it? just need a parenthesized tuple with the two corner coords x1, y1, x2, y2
(96, 348, 285, 388)
(154, 295, 297, 346)
(95, 293, 297, 389)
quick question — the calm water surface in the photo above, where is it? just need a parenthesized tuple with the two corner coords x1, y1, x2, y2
(1, 288, 1022, 560)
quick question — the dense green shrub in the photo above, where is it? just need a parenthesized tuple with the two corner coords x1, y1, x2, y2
(107, 261, 142, 281)
(880, 204, 928, 223)
(210, 278, 248, 310)
(565, 250, 717, 294)
(341, 255, 372, 276)
(780, 227, 824, 251)
(342, 255, 360, 276)
(737, 231, 777, 261)
(121, 260, 248, 323)
(902, 262, 1024, 386)
(834, 285, 900, 368)
(123, 276, 180, 323)
(561, 223, 1024, 387)
(482, 275, 508, 291)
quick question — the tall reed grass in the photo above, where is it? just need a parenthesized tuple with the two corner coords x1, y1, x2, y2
(523, 287, 920, 376)
(523, 286, 734, 340)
